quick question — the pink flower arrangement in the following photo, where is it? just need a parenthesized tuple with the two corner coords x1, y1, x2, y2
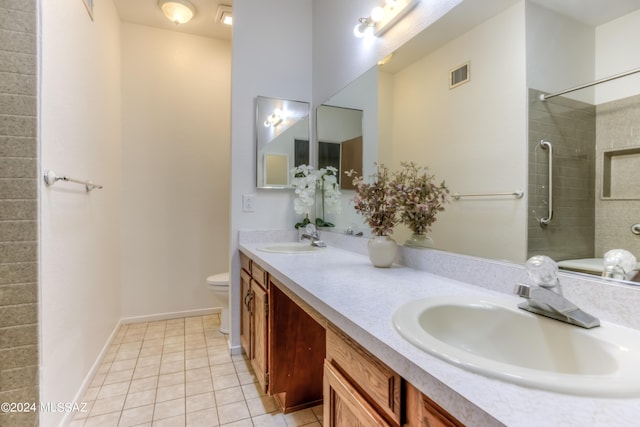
(345, 163, 399, 236)
(346, 162, 449, 237)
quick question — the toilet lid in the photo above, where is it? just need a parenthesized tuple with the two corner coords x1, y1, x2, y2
(207, 272, 229, 286)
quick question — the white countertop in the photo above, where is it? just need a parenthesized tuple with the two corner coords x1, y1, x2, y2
(238, 240, 640, 427)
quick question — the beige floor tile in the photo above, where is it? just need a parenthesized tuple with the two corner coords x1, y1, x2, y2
(118, 404, 154, 426)
(185, 378, 214, 397)
(185, 367, 211, 382)
(163, 343, 184, 354)
(114, 349, 140, 362)
(221, 419, 254, 427)
(158, 372, 185, 388)
(212, 373, 240, 391)
(98, 381, 131, 399)
(283, 408, 317, 426)
(84, 411, 121, 427)
(233, 359, 251, 373)
(165, 327, 185, 338)
(241, 383, 265, 400)
(246, 395, 279, 417)
(160, 359, 185, 375)
(186, 391, 216, 413)
(153, 397, 186, 421)
(124, 389, 156, 409)
(104, 369, 134, 385)
(214, 386, 245, 406)
(208, 352, 233, 366)
(152, 414, 185, 427)
(129, 376, 159, 393)
(210, 362, 235, 378)
(185, 348, 208, 360)
(216, 401, 250, 425)
(133, 364, 160, 380)
(111, 358, 138, 373)
(251, 412, 288, 427)
(310, 405, 323, 423)
(89, 373, 107, 388)
(119, 341, 143, 353)
(82, 386, 100, 402)
(156, 383, 186, 403)
(185, 356, 209, 370)
(237, 370, 257, 385)
(186, 407, 219, 427)
(90, 395, 126, 417)
(137, 355, 162, 368)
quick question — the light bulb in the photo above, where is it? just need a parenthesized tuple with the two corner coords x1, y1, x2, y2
(371, 6, 385, 22)
(353, 20, 368, 38)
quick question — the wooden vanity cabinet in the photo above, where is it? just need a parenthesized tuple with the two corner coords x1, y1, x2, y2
(239, 253, 269, 393)
(239, 251, 325, 411)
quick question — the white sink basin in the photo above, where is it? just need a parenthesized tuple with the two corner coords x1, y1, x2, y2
(393, 295, 640, 397)
(257, 242, 325, 254)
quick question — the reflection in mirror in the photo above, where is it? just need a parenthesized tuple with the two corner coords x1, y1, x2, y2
(316, 105, 363, 190)
(256, 96, 310, 189)
(316, 0, 640, 284)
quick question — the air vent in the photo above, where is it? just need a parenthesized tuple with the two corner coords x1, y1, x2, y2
(450, 62, 470, 89)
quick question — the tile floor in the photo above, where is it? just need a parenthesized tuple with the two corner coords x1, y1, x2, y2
(69, 314, 323, 427)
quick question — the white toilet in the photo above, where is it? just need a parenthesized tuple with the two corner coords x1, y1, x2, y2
(206, 272, 229, 334)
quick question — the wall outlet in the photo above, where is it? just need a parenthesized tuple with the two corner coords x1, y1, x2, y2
(242, 194, 255, 212)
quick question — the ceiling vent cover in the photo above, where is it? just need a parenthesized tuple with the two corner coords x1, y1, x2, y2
(450, 62, 470, 89)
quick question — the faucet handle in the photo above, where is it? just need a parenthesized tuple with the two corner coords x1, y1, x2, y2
(525, 255, 558, 289)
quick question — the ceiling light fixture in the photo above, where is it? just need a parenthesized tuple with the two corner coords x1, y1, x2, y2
(216, 4, 233, 26)
(264, 109, 284, 127)
(354, 0, 420, 39)
(159, 0, 196, 25)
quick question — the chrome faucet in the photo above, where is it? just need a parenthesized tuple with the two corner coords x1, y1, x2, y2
(514, 256, 600, 329)
(300, 224, 327, 248)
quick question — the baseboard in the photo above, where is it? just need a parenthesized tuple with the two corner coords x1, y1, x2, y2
(60, 319, 123, 427)
(120, 307, 220, 324)
(229, 344, 243, 356)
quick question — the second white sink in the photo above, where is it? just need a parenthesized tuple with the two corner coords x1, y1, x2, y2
(257, 242, 325, 254)
(393, 295, 640, 397)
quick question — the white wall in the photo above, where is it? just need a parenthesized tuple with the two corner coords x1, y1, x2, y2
(595, 8, 640, 104)
(388, 2, 528, 261)
(120, 24, 231, 318)
(526, 2, 595, 104)
(229, 0, 313, 350)
(40, 0, 122, 425)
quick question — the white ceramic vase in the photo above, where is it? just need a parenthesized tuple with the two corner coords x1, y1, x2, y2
(405, 234, 434, 248)
(367, 235, 398, 268)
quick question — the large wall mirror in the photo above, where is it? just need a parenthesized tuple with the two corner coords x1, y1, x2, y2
(256, 96, 310, 189)
(317, 0, 640, 284)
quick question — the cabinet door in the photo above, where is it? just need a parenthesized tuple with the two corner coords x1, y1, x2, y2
(240, 269, 252, 358)
(251, 280, 269, 393)
(324, 360, 391, 427)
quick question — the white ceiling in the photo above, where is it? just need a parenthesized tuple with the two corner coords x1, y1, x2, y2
(113, 0, 233, 41)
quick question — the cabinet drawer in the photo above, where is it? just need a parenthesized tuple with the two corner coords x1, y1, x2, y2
(326, 326, 402, 426)
(324, 360, 391, 427)
(251, 261, 268, 288)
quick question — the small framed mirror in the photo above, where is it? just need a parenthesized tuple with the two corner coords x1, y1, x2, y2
(256, 96, 310, 189)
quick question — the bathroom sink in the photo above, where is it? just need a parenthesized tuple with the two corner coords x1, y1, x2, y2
(392, 295, 640, 397)
(257, 242, 325, 254)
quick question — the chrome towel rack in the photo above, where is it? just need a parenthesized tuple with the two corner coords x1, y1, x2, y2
(452, 191, 524, 200)
(539, 140, 553, 227)
(43, 169, 103, 192)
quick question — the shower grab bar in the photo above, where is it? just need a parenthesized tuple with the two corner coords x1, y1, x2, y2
(43, 169, 103, 192)
(539, 67, 640, 101)
(539, 140, 553, 227)
(452, 191, 524, 200)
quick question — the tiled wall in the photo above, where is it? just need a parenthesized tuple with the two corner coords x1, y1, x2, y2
(528, 89, 596, 261)
(595, 94, 640, 259)
(0, 1, 39, 426)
